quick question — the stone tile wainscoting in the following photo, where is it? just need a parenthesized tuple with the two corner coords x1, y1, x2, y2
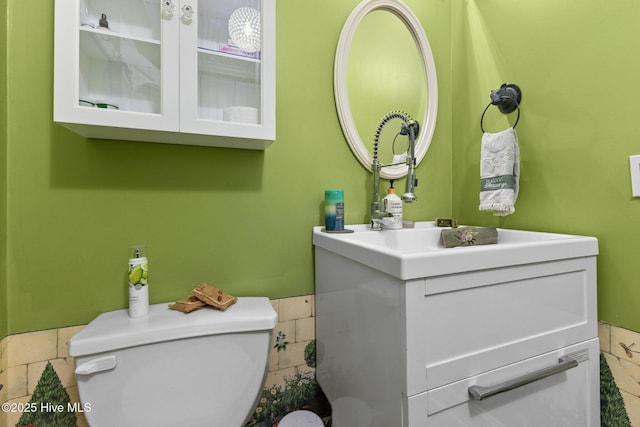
(0, 295, 327, 427)
(600, 322, 640, 426)
(0, 326, 86, 427)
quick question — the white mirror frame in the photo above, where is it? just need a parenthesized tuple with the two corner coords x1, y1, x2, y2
(334, 0, 438, 180)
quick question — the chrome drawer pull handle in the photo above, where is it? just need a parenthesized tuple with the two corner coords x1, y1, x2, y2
(468, 357, 578, 401)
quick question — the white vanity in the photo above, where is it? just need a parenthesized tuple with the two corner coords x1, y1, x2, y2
(313, 222, 599, 426)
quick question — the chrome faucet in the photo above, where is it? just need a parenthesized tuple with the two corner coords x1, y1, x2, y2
(370, 111, 419, 230)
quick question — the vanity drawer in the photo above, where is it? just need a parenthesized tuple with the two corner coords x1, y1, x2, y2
(403, 257, 597, 395)
(405, 339, 600, 426)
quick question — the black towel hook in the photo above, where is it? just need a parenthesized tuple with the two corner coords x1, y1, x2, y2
(480, 83, 522, 132)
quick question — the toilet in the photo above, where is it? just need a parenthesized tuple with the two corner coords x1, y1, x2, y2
(68, 297, 277, 427)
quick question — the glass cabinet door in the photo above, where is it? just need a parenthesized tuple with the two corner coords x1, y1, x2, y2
(55, 0, 180, 133)
(178, 0, 275, 140)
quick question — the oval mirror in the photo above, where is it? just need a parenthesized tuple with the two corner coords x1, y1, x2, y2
(335, 0, 438, 180)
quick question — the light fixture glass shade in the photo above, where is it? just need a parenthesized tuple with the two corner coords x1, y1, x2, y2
(228, 7, 261, 53)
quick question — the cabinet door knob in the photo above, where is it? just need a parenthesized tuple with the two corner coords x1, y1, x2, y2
(181, 5, 194, 24)
(161, 0, 175, 18)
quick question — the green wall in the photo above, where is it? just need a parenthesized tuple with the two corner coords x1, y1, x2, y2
(1, 0, 7, 338)
(2, 0, 452, 335)
(452, 0, 640, 330)
(9, 0, 637, 337)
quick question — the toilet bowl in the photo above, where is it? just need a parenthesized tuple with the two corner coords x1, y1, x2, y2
(69, 297, 277, 427)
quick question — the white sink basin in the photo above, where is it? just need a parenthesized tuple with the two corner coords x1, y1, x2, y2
(312, 222, 598, 280)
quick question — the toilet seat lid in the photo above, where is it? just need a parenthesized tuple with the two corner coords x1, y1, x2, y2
(69, 297, 277, 357)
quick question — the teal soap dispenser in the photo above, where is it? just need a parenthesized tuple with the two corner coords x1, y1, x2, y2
(324, 189, 344, 231)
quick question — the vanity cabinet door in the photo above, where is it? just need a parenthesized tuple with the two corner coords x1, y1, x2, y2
(54, 0, 180, 134)
(178, 0, 275, 140)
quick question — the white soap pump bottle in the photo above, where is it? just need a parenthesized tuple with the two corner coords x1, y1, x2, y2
(382, 180, 403, 230)
(128, 246, 149, 318)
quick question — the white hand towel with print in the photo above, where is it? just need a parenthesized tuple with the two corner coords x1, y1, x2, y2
(479, 127, 520, 216)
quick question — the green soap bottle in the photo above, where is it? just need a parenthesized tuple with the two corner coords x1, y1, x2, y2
(128, 246, 149, 318)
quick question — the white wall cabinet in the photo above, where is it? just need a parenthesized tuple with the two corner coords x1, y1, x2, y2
(54, 0, 275, 149)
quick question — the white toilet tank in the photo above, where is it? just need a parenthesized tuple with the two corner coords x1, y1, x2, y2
(69, 297, 277, 427)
